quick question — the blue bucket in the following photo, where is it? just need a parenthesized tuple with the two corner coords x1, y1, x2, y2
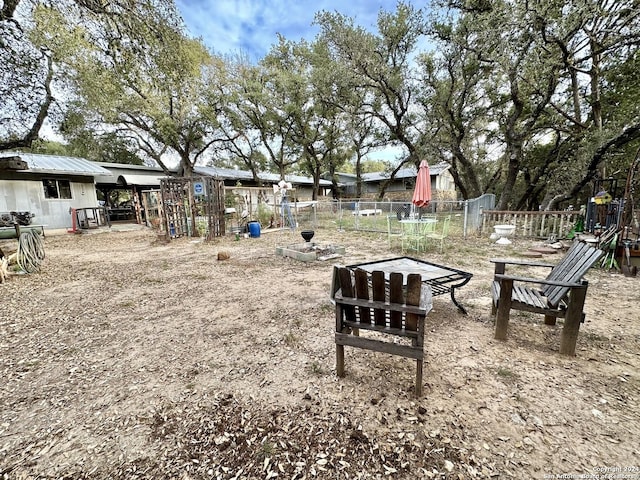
(248, 221, 261, 238)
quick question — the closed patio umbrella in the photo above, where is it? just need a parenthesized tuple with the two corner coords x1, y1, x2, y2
(412, 160, 432, 208)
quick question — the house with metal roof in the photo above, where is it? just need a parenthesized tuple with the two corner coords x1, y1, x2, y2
(92, 162, 333, 221)
(334, 161, 457, 200)
(0, 152, 112, 230)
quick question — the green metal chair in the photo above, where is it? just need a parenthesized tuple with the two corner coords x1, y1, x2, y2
(401, 220, 428, 252)
(386, 215, 402, 249)
(600, 231, 619, 270)
(425, 215, 451, 252)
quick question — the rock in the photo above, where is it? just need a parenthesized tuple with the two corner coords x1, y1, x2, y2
(511, 413, 526, 425)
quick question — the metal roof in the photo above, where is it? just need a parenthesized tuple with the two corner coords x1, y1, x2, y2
(195, 165, 254, 181)
(0, 152, 112, 176)
(94, 164, 167, 186)
(116, 173, 166, 186)
(194, 166, 331, 186)
(94, 162, 173, 187)
(361, 161, 450, 183)
(89, 162, 329, 187)
(97, 161, 167, 172)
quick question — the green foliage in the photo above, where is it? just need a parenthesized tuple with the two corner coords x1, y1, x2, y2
(29, 140, 69, 156)
(0, 0, 183, 152)
(283, 332, 298, 346)
(256, 202, 272, 226)
(307, 362, 326, 376)
(423, 0, 640, 208)
(74, 23, 223, 174)
(58, 110, 144, 164)
(359, 160, 387, 174)
(29, 5, 91, 62)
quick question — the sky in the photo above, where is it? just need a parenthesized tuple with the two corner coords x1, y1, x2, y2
(175, 0, 400, 62)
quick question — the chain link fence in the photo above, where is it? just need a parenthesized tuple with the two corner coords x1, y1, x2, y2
(292, 196, 495, 238)
(220, 189, 495, 239)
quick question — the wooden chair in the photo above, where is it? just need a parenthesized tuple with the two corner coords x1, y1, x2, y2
(490, 241, 604, 355)
(331, 266, 433, 397)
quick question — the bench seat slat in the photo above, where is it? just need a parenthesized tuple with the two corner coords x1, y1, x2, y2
(493, 281, 568, 317)
(513, 286, 546, 309)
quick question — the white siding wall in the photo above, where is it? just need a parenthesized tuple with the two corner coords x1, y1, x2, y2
(0, 179, 99, 229)
(435, 171, 455, 192)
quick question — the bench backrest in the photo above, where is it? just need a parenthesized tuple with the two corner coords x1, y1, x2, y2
(543, 241, 604, 307)
(333, 266, 431, 333)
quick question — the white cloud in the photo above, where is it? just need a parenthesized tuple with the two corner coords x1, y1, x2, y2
(176, 0, 399, 61)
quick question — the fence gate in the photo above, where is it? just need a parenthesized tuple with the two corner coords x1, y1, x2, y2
(160, 177, 225, 240)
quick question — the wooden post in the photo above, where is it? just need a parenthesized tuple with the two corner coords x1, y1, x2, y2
(336, 306, 345, 377)
(415, 360, 423, 397)
(335, 351, 345, 378)
(406, 274, 423, 396)
(405, 274, 421, 331)
(559, 284, 588, 355)
(494, 278, 513, 340)
(338, 268, 355, 322)
(330, 266, 340, 301)
(334, 266, 346, 377)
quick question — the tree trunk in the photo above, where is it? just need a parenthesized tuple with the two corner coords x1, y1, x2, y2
(497, 145, 522, 210)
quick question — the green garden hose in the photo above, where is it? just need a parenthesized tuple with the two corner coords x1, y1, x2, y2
(16, 230, 45, 273)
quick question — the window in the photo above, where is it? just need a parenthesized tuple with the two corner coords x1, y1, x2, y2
(42, 179, 72, 199)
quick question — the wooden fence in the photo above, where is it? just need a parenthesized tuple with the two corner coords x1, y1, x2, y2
(481, 210, 580, 239)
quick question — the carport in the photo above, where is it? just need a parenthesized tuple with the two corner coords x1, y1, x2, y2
(94, 163, 168, 224)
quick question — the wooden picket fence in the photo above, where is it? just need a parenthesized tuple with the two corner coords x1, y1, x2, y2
(481, 210, 580, 239)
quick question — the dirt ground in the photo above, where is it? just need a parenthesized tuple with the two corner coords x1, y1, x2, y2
(1, 226, 639, 479)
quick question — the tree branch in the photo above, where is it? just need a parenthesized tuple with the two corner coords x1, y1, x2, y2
(0, 51, 54, 151)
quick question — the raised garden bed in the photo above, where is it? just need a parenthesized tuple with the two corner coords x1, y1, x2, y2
(275, 242, 345, 262)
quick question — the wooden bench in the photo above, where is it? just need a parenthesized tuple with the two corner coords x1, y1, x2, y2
(331, 266, 433, 396)
(491, 241, 604, 355)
